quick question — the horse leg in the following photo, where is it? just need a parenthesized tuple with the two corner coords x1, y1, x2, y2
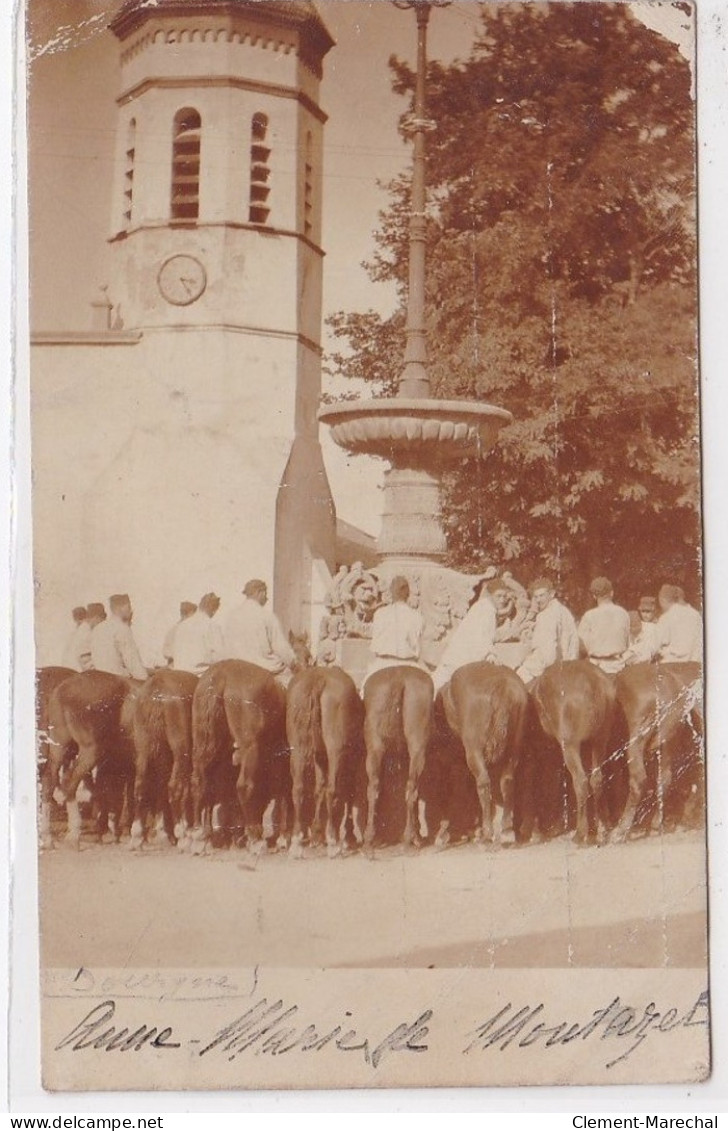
(464, 743, 494, 844)
(499, 763, 516, 845)
(288, 748, 307, 859)
(326, 752, 348, 858)
(130, 728, 151, 850)
(562, 741, 590, 845)
(612, 737, 648, 843)
(58, 740, 98, 848)
(402, 693, 429, 850)
(363, 740, 385, 853)
(310, 757, 328, 848)
(235, 742, 265, 854)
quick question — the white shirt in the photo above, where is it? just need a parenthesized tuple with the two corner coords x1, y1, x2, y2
(656, 603, 703, 663)
(517, 598, 579, 682)
(172, 610, 224, 674)
(578, 601, 631, 673)
(63, 622, 92, 672)
(90, 616, 147, 681)
(432, 596, 498, 693)
(370, 601, 423, 660)
(223, 598, 296, 673)
(624, 620, 660, 665)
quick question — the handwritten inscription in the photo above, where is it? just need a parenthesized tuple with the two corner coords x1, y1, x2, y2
(52, 990, 708, 1072)
(463, 992, 710, 1069)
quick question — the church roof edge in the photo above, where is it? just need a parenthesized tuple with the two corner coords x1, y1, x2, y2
(109, 0, 335, 57)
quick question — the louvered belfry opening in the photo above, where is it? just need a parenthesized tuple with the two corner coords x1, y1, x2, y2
(304, 130, 313, 238)
(171, 108, 201, 221)
(123, 118, 136, 228)
(248, 112, 271, 225)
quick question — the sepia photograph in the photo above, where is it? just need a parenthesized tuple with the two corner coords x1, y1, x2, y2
(22, 0, 710, 1094)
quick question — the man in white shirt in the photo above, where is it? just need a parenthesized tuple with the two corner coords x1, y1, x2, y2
(364, 576, 426, 688)
(62, 606, 92, 671)
(432, 577, 511, 695)
(655, 584, 703, 664)
(173, 593, 224, 674)
(516, 577, 580, 684)
(90, 593, 148, 682)
(578, 576, 631, 674)
(224, 579, 297, 683)
(162, 601, 197, 666)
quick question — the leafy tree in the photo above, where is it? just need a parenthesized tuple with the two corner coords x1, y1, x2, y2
(327, 2, 700, 611)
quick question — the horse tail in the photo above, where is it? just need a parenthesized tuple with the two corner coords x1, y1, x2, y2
(287, 674, 322, 771)
(192, 668, 226, 771)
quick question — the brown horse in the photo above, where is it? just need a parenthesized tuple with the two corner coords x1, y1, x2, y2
(46, 670, 139, 847)
(36, 666, 76, 847)
(362, 665, 434, 851)
(191, 659, 288, 851)
(436, 663, 528, 847)
(285, 665, 364, 857)
(612, 662, 702, 841)
(130, 669, 199, 849)
(530, 660, 617, 845)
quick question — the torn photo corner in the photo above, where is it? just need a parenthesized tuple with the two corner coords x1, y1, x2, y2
(23, 0, 709, 1092)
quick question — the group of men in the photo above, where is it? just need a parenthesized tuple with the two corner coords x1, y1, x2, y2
(62, 580, 297, 683)
(366, 574, 703, 695)
(61, 572, 703, 695)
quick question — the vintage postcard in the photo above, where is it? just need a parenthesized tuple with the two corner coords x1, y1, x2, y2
(22, 0, 711, 1095)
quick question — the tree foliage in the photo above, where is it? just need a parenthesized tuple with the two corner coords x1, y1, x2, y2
(326, 2, 700, 611)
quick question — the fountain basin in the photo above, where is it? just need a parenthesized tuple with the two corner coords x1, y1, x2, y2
(319, 397, 513, 463)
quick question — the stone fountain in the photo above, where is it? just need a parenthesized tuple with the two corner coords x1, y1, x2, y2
(319, 1, 518, 678)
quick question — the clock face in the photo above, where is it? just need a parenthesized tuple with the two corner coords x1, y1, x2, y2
(157, 254, 207, 306)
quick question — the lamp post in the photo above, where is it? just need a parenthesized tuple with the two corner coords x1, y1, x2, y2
(319, 0, 511, 567)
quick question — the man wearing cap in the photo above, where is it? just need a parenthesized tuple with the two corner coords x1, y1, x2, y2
(516, 578, 580, 684)
(578, 576, 631, 674)
(224, 579, 296, 683)
(90, 594, 148, 681)
(432, 577, 511, 695)
(172, 593, 224, 675)
(162, 601, 197, 666)
(364, 576, 427, 689)
(62, 606, 93, 672)
(655, 584, 703, 664)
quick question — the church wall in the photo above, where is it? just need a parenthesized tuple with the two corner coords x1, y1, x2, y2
(31, 326, 307, 667)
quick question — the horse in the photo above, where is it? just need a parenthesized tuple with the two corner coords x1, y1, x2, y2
(362, 664, 434, 851)
(612, 662, 703, 841)
(285, 665, 364, 857)
(45, 670, 139, 847)
(191, 659, 288, 852)
(529, 660, 617, 845)
(434, 663, 529, 847)
(129, 668, 199, 849)
(36, 666, 76, 847)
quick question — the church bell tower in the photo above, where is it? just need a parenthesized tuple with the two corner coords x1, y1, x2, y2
(105, 0, 337, 633)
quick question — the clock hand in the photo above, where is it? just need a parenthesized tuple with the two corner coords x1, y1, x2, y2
(179, 274, 195, 295)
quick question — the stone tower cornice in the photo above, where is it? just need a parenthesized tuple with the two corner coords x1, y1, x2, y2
(110, 0, 335, 78)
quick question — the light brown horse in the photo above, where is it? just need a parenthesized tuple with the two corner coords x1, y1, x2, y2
(191, 660, 288, 851)
(612, 662, 702, 841)
(437, 663, 528, 846)
(362, 665, 434, 851)
(285, 665, 364, 857)
(130, 668, 199, 849)
(530, 660, 617, 845)
(45, 670, 139, 847)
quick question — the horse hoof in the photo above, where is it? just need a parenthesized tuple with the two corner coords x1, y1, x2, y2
(128, 834, 144, 852)
(326, 843, 341, 859)
(249, 840, 267, 858)
(190, 838, 208, 856)
(289, 840, 305, 860)
(62, 833, 81, 851)
(364, 843, 376, 861)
